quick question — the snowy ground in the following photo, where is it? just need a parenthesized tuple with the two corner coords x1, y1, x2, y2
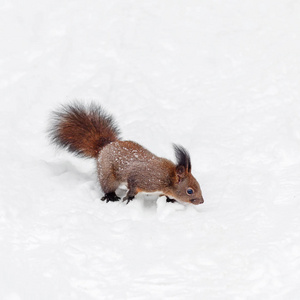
(1, 0, 300, 299)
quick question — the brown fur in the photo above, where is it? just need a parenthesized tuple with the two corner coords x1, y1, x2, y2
(49, 102, 120, 158)
(49, 103, 204, 205)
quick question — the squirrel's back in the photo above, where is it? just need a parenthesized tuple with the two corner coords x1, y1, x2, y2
(48, 102, 120, 158)
(98, 140, 175, 185)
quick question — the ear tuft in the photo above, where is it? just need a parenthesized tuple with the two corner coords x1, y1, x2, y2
(173, 144, 191, 173)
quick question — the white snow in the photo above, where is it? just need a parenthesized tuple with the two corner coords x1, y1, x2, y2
(1, 0, 300, 299)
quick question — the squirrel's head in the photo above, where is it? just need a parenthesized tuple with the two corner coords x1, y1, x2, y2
(169, 145, 204, 205)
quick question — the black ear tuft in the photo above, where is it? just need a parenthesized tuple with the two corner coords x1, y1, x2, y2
(173, 144, 191, 173)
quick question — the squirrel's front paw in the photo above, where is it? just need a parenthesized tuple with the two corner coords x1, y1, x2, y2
(101, 192, 121, 203)
(166, 197, 176, 203)
(122, 195, 134, 204)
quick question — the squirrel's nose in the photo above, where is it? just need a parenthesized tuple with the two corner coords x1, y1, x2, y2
(191, 197, 204, 205)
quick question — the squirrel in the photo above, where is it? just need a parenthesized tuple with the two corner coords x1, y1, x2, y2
(48, 102, 204, 205)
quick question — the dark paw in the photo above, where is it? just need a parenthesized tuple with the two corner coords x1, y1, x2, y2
(166, 197, 176, 203)
(101, 192, 121, 203)
(123, 195, 135, 204)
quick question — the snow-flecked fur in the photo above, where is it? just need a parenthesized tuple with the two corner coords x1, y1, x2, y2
(48, 103, 204, 205)
(49, 102, 121, 158)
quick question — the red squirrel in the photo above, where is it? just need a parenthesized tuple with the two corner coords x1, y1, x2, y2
(49, 102, 204, 205)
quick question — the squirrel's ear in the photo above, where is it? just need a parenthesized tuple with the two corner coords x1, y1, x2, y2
(173, 144, 191, 179)
(176, 165, 187, 181)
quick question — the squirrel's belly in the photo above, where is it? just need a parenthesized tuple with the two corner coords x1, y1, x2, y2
(115, 183, 164, 200)
(116, 183, 163, 195)
(138, 190, 164, 197)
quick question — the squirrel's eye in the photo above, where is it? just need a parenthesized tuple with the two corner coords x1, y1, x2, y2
(187, 188, 194, 195)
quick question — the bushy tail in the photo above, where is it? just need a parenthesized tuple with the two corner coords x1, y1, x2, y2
(48, 102, 121, 158)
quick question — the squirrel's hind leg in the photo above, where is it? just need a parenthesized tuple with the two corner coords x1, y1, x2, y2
(101, 192, 120, 203)
(98, 164, 121, 203)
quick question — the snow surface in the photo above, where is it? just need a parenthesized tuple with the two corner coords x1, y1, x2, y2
(1, 0, 300, 299)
